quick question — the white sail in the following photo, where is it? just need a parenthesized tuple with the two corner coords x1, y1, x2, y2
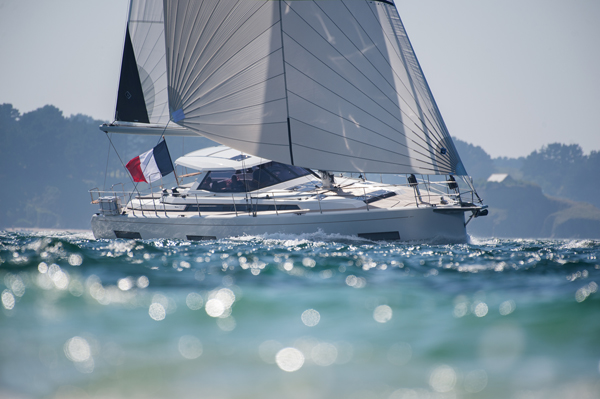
(114, 0, 170, 126)
(163, 0, 466, 175)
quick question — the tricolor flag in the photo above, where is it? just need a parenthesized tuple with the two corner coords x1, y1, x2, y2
(126, 140, 174, 183)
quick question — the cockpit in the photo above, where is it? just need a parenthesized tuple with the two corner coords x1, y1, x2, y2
(175, 146, 313, 193)
(199, 161, 311, 192)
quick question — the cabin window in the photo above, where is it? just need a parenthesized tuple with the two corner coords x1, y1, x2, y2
(198, 162, 310, 192)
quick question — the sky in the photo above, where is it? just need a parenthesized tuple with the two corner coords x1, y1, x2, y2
(0, 0, 599, 159)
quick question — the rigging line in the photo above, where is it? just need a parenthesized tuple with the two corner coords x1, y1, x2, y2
(293, 1, 446, 146)
(103, 130, 141, 206)
(103, 133, 112, 191)
(289, 117, 453, 171)
(171, 0, 195, 97)
(280, 32, 442, 154)
(176, 5, 277, 106)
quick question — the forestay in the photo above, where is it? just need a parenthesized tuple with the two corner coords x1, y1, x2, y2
(163, 0, 467, 175)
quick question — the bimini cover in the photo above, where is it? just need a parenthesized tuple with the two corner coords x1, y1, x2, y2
(175, 146, 268, 171)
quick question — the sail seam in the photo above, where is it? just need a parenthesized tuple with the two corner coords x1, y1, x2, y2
(352, 2, 448, 147)
(291, 142, 445, 174)
(281, 5, 443, 157)
(177, 54, 284, 114)
(288, 116, 453, 171)
(363, 3, 449, 149)
(174, 2, 272, 110)
(183, 96, 287, 119)
(284, 58, 441, 162)
(174, 0, 221, 104)
(179, 124, 289, 147)
(177, 7, 278, 111)
(352, 2, 448, 149)
(310, 1, 447, 146)
(377, 4, 436, 172)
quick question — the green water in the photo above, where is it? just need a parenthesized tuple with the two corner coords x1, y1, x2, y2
(1, 231, 599, 398)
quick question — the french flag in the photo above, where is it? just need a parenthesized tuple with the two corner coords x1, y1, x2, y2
(126, 140, 174, 183)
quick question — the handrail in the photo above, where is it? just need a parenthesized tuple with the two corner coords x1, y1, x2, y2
(89, 174, 469, 218)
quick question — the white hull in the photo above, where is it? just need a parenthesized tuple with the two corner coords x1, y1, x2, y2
(91, 206, 468, 243)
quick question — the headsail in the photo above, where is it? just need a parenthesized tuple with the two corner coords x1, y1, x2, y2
(105, 0, 192, 136)
(163, 0, 467, 175)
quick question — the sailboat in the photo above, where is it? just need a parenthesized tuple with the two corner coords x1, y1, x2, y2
(91, 0, 487, 242)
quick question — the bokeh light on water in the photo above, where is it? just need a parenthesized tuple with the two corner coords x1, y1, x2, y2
(275, 347, 305, 372)
(0, 231, 599, 398)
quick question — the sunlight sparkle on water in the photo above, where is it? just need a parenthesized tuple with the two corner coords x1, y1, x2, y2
(178, 335, 203, 359)
(373, 305, 392, 323)
(473, 302, 488, 317)
(137, 275, 149, 288)
(68, 253, 83, 266)
(464, 369, 488, 393)
(311, 342, 337, 366)
(499, 300, 516, 315)
(205, 298, 225, 317)
(1, 290, 15, 310)
(64, 336, 91, 363)
(259, 340, 283, 364)
(275, 347, 305, 372)
(429, 364, 457, 393)
(149, 302, 166, 321)
(301, 309, 320, 327)
(186, 292, 204, 310)
(216, 316, 236, 331)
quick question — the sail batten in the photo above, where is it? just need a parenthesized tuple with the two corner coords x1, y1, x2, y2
(162, 0, 467, 175)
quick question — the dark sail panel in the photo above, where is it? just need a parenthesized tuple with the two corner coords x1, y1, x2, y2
(115, 27, 149, 123)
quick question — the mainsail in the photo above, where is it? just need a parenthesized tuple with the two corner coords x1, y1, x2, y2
(163, 0, 467, 175)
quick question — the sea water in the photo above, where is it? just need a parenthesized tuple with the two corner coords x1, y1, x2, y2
(0, 231, 598, 399)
